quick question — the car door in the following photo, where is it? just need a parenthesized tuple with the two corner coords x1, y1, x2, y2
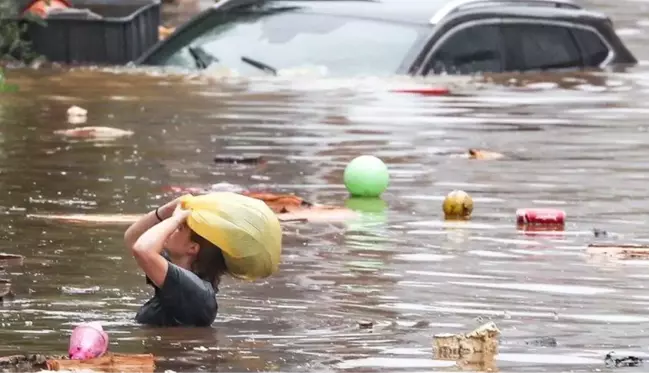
(420, 21, 507, 76)
(500, 20, 585, 72)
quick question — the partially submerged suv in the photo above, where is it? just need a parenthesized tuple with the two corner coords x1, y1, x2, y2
(137, 0, 637, 77)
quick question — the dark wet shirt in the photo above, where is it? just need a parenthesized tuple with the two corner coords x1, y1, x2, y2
(135, 258, 218, 327)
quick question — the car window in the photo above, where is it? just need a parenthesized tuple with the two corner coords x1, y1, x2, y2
(425, 24, 503, 75)
(152, 8, 428, 77)
(502, 23, 582, 71)
(570, 28, 611, 67)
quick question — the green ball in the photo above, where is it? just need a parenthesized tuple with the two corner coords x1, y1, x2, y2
(343, 155, 390, 197)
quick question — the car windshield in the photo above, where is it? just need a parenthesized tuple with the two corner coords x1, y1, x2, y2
(155, 7, 428, 76)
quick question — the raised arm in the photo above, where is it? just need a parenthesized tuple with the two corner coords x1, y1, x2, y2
(130, 208, 190, 287)
(124, 198, 188, 287)
(124, 198, 180, 250)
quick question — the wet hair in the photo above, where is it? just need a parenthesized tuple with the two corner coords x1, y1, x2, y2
(189, 230, 229, 290)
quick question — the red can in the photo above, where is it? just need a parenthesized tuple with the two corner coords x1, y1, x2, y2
(516, 208, 566, 225)
(517, 224, 565, 237)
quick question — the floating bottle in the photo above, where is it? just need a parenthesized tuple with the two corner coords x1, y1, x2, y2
(68, 322, 108, 360)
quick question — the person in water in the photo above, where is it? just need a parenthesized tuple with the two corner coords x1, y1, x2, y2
(124, 197, 228, 327)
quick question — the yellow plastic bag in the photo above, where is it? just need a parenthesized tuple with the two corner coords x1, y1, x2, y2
(179, 192, 282, 280)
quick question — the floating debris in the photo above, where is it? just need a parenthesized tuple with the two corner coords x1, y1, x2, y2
(0, 279, 12, 301)
(46, 353, 155, 372)
(593, 228, 608, 237)
(516, 208, 566, 226)
(587, 243, 649, 260)
(433, 322, 500, 371)
(343, 155, 390, 198)
(213, 155, 265, 165)
(449, 148, 505, 160)
(69, 322, 108, 360)
(442, 190, 473, 220)
(391, 87, 450, 96)
(524, 336, 558, 347)
(357, 320, 374, 329)
(54, 126, 134, 140)
(66, 105, 88, 125)
(468, 148, 505, 160)
(241, 192, 357, 223)
(605, 351, 643, 368)
(241, 192, 312, 213)
(66, 105, 87, 117)
(433, 321, 500, 357)
(61, 286, 101, 295)
(0, 253, 24, 267)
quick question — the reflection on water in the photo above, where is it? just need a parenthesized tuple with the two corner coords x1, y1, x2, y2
(1, 1, 649, 371)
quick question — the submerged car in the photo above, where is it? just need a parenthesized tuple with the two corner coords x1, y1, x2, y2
(136, 0, 638, 77)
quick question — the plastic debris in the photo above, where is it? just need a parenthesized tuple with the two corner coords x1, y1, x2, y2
(66, 105, 88, 124)
(343, 155, 390, 198)
(66, 105, 87, 117)
(68, 322, 108, 360)
(443, 190, 473, 220)
(66, 105, 88, 125)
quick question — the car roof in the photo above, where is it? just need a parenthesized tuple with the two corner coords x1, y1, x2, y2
(212, 0, 590, 26)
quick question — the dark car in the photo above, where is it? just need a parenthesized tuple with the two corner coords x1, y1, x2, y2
(135, 0, 638, 77)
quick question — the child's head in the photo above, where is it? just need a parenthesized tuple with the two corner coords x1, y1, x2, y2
(165, 221, 228, 288)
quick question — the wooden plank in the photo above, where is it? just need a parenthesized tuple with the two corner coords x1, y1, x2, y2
(587, 243, 649, 259)
(46, 353, 155, 372)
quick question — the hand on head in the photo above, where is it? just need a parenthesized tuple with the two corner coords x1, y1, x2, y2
(172, 203, 191, 221)
(156, 195, 192, 221)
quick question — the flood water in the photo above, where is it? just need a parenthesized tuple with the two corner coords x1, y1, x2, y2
(2, 1, 649, 372)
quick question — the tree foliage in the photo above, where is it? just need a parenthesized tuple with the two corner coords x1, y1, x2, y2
(0, 0, 43, 63)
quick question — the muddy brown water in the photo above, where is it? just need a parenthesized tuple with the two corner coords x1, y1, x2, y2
(2, 1, 649, 372)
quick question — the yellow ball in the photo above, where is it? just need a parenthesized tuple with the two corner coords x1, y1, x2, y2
(442, 190, 473, 220)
